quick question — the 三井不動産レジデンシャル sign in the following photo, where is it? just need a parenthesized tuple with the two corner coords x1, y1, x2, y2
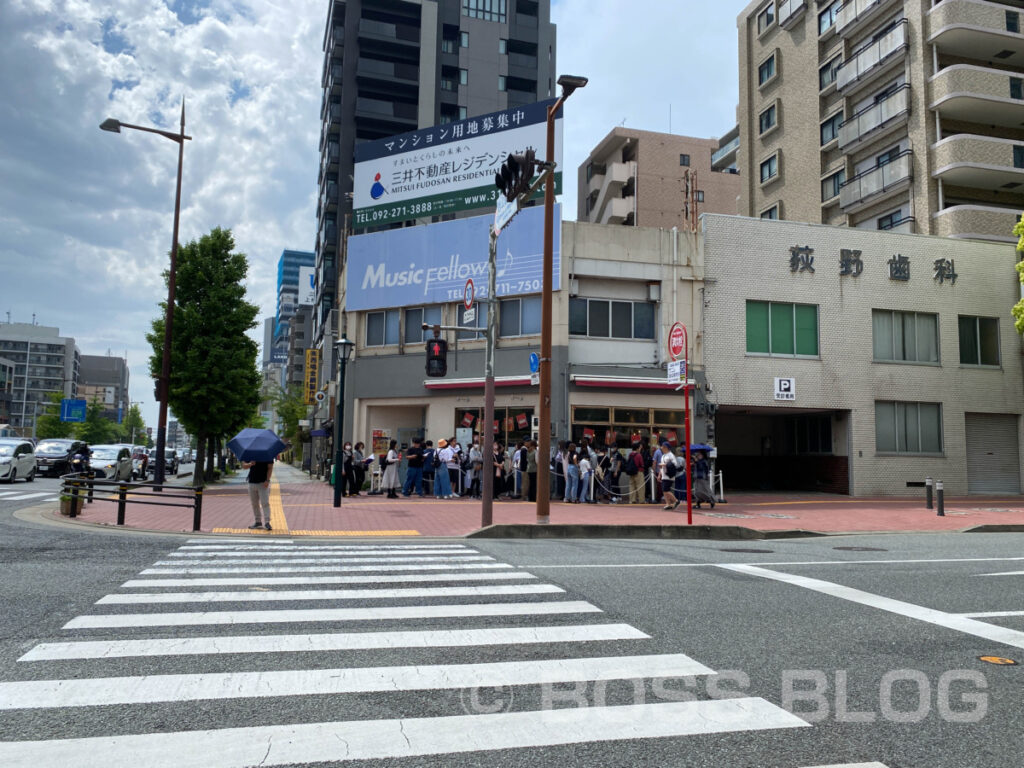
(345, 204, 560, 312)
(352, 99, 563, 227)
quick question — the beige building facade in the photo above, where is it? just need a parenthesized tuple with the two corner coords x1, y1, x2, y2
(701, 213, 1024, 496)
(736, 0, 1024, 244)
(577, 127, 740, 229)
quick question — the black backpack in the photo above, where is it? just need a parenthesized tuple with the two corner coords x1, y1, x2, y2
(663, 458, 677, 478)
(625, 452, 640, 475)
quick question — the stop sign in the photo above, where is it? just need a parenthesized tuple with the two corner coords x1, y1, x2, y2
(669, 322, 686, 360)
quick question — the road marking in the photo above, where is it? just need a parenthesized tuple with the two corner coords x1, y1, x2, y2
(19, 623, 649, 661)
(1, 492, 53, 501)
(63, 600, 603, 629)
(178, 544, 469, 551)
(97, 583, 565, 604)
(801, 763, 889, 767)
(532, 556, 1024, 570)
(141, 563, 515, 575)
(719, 564, 1024, 652)
(121, 571, 538, 588)
(975, 571, 1024, 577)
(164, 552, 475, 561)
(959, 611, 1024, 618)
(0, 698, 807, 766)
(0, 653, 709, 709)
(154, 555, 495, 565)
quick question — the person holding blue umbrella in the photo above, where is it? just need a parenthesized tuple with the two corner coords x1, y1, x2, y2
(242, 457, 273, 530)
(229, 428, 286, 531)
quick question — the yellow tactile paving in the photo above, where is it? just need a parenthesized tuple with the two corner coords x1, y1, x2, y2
(269, 477, 289, 532)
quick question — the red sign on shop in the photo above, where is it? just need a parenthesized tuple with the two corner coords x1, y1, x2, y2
(669, 322, 686, 360)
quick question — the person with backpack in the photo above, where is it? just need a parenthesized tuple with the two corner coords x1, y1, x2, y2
(421, 440, 436, 496)
(657, 442, 681, 510)
(625, 441, 646, 504)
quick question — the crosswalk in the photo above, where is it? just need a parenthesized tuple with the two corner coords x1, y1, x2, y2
(0, 490, 59, 503)
(0, 537, 889, 766)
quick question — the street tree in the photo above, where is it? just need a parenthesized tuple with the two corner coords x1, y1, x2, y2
(1013, 215, 1024, 334)
(120, 403, 147, 445)
(74, 398, 119, 444)
(272, 384, 309, 448)
(34, 392, 73, 440)
(147, 227, 261, 483)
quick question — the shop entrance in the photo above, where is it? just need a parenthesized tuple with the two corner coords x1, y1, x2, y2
(715, 406, 849, 494)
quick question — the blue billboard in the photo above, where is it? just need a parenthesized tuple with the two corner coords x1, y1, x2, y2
(345, 204, 560, 312)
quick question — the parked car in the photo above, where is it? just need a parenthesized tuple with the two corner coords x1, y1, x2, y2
(88, 445, 133, 481)
(34, 439, 86, 477)
(148, 448, 178, 475)
(0, 439, 36, 483)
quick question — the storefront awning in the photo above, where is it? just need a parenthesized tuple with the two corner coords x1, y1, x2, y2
(570, 375, 686, 390)
(423, 376, 535, 390)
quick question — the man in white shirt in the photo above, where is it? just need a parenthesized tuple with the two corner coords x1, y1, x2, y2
(658, 442, 680, 510)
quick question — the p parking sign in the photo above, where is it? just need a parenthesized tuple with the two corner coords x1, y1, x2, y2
(774, 378, 796, 401)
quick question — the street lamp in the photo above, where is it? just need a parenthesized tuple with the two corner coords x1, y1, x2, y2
(332, 336, 356, 508)
(101, 100, 191, 491)
(536, 74, 587, 525)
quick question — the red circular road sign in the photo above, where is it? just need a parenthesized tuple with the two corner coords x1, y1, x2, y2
(669, 322, 686, 360)
(464, 279, 475, 310)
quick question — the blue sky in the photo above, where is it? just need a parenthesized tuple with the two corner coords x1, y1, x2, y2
(0, 0, 743, 428)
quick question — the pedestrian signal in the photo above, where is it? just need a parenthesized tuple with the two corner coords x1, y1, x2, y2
(426, 338, 448, 378)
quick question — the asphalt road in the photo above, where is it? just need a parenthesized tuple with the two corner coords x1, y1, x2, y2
(0, 499, 1021, 767)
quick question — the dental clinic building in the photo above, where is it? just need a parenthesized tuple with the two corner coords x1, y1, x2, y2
(701, 214, 1024, 497)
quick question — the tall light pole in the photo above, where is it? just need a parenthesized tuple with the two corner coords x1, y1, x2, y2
(332, 336, 355, 508)
(536, 74, 587, 525)
(100, 100, 191, 490)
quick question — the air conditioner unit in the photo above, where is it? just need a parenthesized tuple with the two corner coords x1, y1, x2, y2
(647, 283, 661, 301)
(531, 415, 540, 432)
(568, 278, 579, 297)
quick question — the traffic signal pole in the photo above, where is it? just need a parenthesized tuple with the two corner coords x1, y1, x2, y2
(480, 228, 498, 528)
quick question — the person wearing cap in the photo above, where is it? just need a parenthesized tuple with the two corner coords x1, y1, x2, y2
(434, 439, 455, 499)
(657, 441, 681, 510)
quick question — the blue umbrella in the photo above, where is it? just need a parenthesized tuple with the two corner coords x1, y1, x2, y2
(689, 444, 714, 453)
(228, 428, 286, 462)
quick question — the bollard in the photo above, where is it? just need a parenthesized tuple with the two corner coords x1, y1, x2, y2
(192, 488, 203, 532)
(925, 476, 933, 510)
(116, 484, 127, 526)
(86, 471, 95, 504)
(69, 481, 80, 518)
(936, 480, 944, 517)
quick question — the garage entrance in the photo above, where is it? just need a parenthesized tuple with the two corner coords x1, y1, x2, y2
(965, 413, 1021, 494)
(714, 406, 849, 494)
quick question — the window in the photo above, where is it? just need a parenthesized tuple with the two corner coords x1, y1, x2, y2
(462, 0, 506, 23)
(819, 56, 842, 90)
(498, 38, 507, 54)
(876, 210, 905, 230)
(459, 106, 467, 120)
(760, 204, 779, 220)
(759, 104, 777, 135)
(441, 77, 456, 92)
(758, 54, 776, 86)
(1007, 10, 1020, 33)
(696, 190, 705, 202)
(679, 154, 690, 167)
(876, 146, 900, 167)
(460, 30, 469, 47)
(818, 1, 840, 34)
(1016, 145, 1024, 169)
(366, 309, 400, 346)
(820, 111, 843, 145)
(959, 316, 1000, 366)
(569, 298, 656, 340)
(757, 3, 775, 34)
(745, 301, 818, 356)
(875, 401, 943, 454)
(872, 310, 939, 363)
(760, 154, 778, 183)
(822, 169, 845, 201)
(499, 296, 541, 337)
(498, 75, 507, 91)
(404, 306, 442, 344)
(459, 68, 468, 85)
(1013, 77, 1024, 100)
(457, 304, 485, 340)
(441, 37, 456, 54)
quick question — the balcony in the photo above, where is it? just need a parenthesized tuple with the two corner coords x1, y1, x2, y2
(356, 57, 418, 84)
(354, 97, 417, 124)
(711, 133, 740, 171)
(933, 204, 1021, 242)
(324, 141, 340, 168)
(320, 181, 339, 216)
(589, 162, 636, 223)
(839, 84, 910, 151)
(928, 0, 1024, 63)
(839, 149, 913, 211)
(325, 61, 343, 94)
(323, 102, 342, 135)
(932, 134, 1024, 192)
(327, 23, 344, 53)
(837, 20, 908, 94)
(836, 0, 900, 38)
(358, 18, 420, 47)
(599, 196, 634, 226)
(777, 0, 807, 30)
(931, 65, 1024, 129)
(319, 222, 338, 253)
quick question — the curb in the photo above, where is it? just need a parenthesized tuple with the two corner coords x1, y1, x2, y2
(467, 524, 829, 540)
(964, 524, 1024, 533)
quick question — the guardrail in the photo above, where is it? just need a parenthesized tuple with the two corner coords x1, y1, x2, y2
(60, 473, 204, 531)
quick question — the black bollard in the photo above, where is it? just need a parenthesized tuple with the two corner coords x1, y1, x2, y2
(925, 476, 933, 510)
(116, 484, 127, 526)
(936, 480, 944, 517)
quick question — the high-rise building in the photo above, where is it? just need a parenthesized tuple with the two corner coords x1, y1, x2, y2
(275, 250, 316, 357)
(314, 0, 558, 362)
(736, 0, 1024, 243)
(0, 323, 79, 432)
(577, 127, 741, 228)
(79, 355, 130, 424)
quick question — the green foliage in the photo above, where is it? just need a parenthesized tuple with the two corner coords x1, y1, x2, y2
(34, 392, 73, 440)
(272, 383, 308, 445)
(146, 227, 262, 482)
(120, 403, 147, 445)
(74, 398, 119, 444)
(1014, 214, 1024, 335)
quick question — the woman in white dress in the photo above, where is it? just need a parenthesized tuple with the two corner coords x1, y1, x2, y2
(382, 439, 401, 499)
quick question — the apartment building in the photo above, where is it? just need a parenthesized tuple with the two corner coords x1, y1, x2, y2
(737, 0, 1024, 243)
(79, 355, 130, 423)
(577, 127, 741, 228)
(0, 323, 79, 432)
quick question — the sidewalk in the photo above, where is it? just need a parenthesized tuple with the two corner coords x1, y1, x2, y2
(47, 462, 1024, 537)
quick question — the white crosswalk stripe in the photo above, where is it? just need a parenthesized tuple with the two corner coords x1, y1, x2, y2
(2, 540, 810, 764)
(0, 492, 55, 501)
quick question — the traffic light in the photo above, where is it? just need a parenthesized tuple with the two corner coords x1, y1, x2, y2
(425, 338, 448, 377)
(494, 149, 536, 202)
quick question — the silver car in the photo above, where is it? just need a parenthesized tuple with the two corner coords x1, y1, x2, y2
(0, 439, 36, 483)
(88, 445, 133, 481)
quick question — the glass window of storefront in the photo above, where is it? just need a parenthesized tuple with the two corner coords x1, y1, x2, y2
(455, 406, 535, 447)
(571, 406, 686, 449)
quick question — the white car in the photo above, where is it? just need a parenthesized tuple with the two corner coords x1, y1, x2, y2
(88, 444, 133, 481)
(0, 439, 36, 483)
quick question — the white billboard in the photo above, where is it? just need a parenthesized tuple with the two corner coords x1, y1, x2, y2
(352, 99, 563, 227)
(298, 266, 315, 306)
